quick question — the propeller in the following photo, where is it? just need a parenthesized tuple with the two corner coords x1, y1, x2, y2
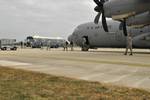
(94, 0, 108, 32)
(119, 19, 127, 36)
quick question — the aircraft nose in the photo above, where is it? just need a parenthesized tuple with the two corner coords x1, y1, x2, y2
(70, 31, 80, 45)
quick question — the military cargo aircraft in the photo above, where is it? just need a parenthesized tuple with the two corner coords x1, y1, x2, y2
(68, 20, 150, 51)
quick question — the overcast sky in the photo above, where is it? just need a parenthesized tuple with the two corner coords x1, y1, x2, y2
(0, 0, 96, 41)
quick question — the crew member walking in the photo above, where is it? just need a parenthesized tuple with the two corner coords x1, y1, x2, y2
(124, 33, 133, 55)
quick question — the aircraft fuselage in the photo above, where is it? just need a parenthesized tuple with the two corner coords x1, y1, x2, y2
(69, 21, 150, 49)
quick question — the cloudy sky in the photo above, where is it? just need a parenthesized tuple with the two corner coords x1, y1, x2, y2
(0, 0, 96, 41)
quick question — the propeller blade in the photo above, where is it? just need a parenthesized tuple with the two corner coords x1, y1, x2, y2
(94, 12, 101, 24)
(94, 6, 102, 12)
(101, 0, 105, 3)
(93, 0, 108, 32)
(123, 19, 127, 36)
(94, 0, 103, 6)
(102, 10, 108, 32)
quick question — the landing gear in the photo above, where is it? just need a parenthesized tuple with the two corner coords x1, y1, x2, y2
(82, 44, 89, 51)
(81, 36, 90, 51)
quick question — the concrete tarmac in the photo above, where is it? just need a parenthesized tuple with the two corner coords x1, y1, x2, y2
(0, 48, 150, 91)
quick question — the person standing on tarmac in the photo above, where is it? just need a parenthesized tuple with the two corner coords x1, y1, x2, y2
(47, 41, 51, 50)
(20, 41, 23, 49)
(65, 41, 69, 51)
(40, 42, 43, 50)
(70, 41, 74, 51)
(124, 33, 133, 55)
(63, 41, 69, 51)
(82, 37, 86, 47)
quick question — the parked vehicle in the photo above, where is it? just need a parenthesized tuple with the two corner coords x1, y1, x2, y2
(0, 39, 17, 51)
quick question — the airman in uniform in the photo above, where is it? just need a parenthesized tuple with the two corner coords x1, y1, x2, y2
(47, 41, 51, 50)
(124, 33, 133, 55)
(70, 41, 74, 51)
(63, 41, 69, 51)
